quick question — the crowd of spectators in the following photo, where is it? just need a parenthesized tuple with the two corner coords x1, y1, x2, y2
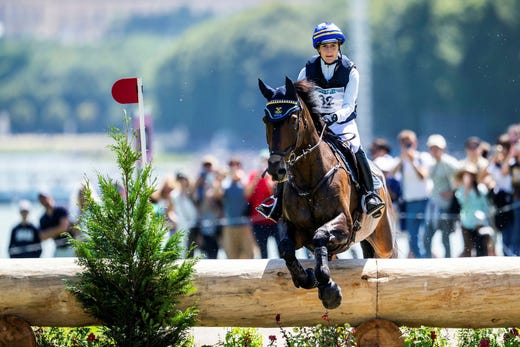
(7, 123, 520, 259)
(370, 123, 520, 258)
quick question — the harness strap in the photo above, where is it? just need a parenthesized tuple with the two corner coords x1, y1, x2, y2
(288, 125, 327, 166)
(290, 163, 342, 198)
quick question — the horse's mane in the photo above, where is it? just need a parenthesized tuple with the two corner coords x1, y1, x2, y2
(293, 80, 325, 133)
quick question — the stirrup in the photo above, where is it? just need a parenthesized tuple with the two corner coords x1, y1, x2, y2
(256, 196, 279, 222)
(361, 192, 385, 218)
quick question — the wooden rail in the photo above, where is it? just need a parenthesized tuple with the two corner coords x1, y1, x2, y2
(0, 257, 519, 328)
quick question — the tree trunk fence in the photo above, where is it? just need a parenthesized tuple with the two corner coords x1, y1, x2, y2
(0, 257, 519, 346)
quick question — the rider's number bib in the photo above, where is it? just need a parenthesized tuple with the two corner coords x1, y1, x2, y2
(315, 87, 345, 116)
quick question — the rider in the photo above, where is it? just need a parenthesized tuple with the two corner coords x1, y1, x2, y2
(257, 21, 385, 221)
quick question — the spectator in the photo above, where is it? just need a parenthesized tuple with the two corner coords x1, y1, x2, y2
(508, 123, 520, 146)
(480, 140, 491, 160)
(370, 138, 401, 198)
(194, 155, 222, 259)
(245, 150, 281, 259)
(370, 137, 401, 231)
(424, 134, 460, 258)
(454, 164, 493, 257)
(370, 137, 397, 173)
(151, 175, 177, 235)
(487, 135, 515, 255)
(509, 140, 520, 255)
(460, 136, 489, 183)
(215, 157, 255, 259)
(8, 199, 42, 258)
(391, 130, 432, 258)
(69, 182, 99, 242)
(38, 190, 77, 257)
(172, 172, 199, 257)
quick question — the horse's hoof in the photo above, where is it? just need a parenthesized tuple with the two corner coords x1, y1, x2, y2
(299, 268, 318, 289)
(293, 268, 317, 289)
(318, 281, 342, 309)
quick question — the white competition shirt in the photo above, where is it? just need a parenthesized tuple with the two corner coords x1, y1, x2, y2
(400, 151, 434, 202)
(297, 58, 361, 151)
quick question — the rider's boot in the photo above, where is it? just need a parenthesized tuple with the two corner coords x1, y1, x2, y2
(256, 183, 284, 222)
(355, 149, 385, 218)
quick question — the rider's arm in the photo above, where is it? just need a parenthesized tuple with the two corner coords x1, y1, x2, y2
(334, 68, 359, 123)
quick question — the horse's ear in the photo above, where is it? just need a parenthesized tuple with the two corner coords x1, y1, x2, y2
(258, 79, 275, 100)
(285, 76, 297, 100)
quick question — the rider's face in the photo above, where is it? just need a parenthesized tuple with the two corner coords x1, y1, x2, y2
(318, 42, 339, 64)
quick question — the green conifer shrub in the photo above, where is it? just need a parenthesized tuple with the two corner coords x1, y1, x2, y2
(67, 126, 198, 347)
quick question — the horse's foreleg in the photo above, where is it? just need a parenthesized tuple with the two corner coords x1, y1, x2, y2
(279, 237, 317, 289)
(313, 214, 349, 309)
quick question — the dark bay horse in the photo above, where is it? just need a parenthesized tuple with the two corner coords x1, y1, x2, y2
(259, 77, 396, 309)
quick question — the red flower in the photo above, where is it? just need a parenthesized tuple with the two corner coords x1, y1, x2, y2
(479, 338, 490, 347)
(430, 330, 436, 340)
(321, 311, 329, 321)
(269, 335, 277, 341)
(87, 333, 96, 341)
(275, 313, 281, 323)
(244, 333, 251, 344)
(505, 328, 519, 341)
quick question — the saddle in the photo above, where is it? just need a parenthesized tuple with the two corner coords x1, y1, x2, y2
(323, 130, 384, 191)
(323, 131, 361, 189)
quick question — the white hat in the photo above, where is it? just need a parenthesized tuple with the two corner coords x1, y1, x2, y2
(426, 134, 447, 149)
(18, 199, 32, 211)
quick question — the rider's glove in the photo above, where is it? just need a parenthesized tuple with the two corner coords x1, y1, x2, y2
(322, 113, 338, 125)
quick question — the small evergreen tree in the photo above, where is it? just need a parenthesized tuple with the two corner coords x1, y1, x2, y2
(67, 126, 198, 347)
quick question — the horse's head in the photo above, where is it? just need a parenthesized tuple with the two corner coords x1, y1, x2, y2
(258, 76, 303, 182)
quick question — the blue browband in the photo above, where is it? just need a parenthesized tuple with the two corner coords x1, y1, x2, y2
(264, 99, 300, 122)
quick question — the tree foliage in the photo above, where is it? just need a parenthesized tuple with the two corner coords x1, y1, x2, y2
(66, 124, 198, 347)
(371, 0, 520, 142)
(0, 0, 518, 149)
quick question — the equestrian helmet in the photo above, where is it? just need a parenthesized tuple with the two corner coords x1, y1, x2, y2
(312, 22, 345, 48)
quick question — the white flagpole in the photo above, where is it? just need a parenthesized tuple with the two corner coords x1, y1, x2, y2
(137, 77, 147, 164)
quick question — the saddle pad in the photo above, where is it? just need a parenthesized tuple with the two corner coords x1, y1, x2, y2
(369, 160, 384, 190)
(324, 137, 384, 191)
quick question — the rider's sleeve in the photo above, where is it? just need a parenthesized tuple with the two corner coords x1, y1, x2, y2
(296, 67, 306, 81)
(335, 67, 359, 122)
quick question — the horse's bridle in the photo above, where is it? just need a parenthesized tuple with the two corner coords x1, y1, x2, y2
(267, 101, 339, 199)
(269, 103, 326, 168)
(268, 107, 302, 160)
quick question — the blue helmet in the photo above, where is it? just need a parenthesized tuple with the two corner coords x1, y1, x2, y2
(312, 22, 346, 49)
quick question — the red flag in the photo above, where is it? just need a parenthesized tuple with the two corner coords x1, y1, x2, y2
(111, 78, 138, 104)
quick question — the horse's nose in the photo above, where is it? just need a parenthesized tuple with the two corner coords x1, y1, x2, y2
(267, 154, 287, 181)
(277, 167, 287, 178)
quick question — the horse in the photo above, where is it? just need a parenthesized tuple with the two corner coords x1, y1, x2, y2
(258, 76, 396, 309)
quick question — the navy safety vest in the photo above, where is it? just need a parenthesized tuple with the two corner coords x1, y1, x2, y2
(305, 55, 357, 122)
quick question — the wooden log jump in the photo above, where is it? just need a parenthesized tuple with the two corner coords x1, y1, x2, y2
(0, 257, 519, 328)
